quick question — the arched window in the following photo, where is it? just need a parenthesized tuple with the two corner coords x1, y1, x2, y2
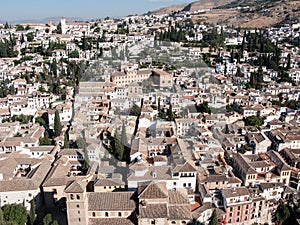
(70, 194, 74, 200)
(76, 195, 80, 200)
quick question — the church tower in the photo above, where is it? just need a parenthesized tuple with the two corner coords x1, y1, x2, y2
(60, 17, 66, 34)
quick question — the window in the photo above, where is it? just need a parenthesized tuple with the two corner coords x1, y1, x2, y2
(92, 212, 95, 217)
(171, 222, 176, 224)
(105, 212, 109, 217)
(78, 218, 81, 222)
(70, 194, 74, 200)
(78, 210, 80, 214)
(76, 195, 80, 200)
(118, 212, 122, 217)
(151, 220, 155, 224)
(77, 205, 80, 208)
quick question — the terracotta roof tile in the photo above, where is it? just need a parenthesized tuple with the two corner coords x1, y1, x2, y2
(139, 203, 168, 218)
(89, 218, 134, 225)
(138, 182, 168, 199)
(88, 192, 135, 211)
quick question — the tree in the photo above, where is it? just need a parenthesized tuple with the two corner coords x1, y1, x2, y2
(243, 115, 263, 127)
(286, 53, 291, 71)
(208, 209, 218, 225)
(121, 122, 128, 147)
(69, 50, 79, 58)
(29, 199, 36, 225)
(196, 101, 211, 114)
(55, 23, 62, 34)
(64, 133, 69, 148)
(0, 209, 14, 225)
(39, 130, 53, 145)
(275, 203, 290, 225)
(236, 66, 243, 77)
(129, 104, 141, 116)
(35, 117, 46, 126)
(16, 24, 24, 31)
(4, 22, 9, 29)
(54, 110, 62, 137)
(26, 32, 34, 42)
(43, 214, 52, 225)
(52, 59, 57, 76)
(111, 135, 124, 161)
(83, 147, 90, 170)
(2, 204, 28, 225)
(167, 104, 175, 121)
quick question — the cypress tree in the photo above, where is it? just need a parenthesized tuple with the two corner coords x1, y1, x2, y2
(54, 110, 62, 137)
(52, 58, 57, 76)
(121, 122, 128, 147)
(167, 104, 175, 121)
(208, 209, 218, 225)
(64, 133, 69, 148)
(114, 136, 124, 161)
(29, 199, 36, 225)
(43, 214, 52, 225)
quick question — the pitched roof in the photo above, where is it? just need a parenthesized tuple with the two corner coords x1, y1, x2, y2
(138, 182, 168, 199)
(139, 203, 168, 218)
(174, 160, 197, 173)
(94, 178, 124, 187)
(89, 218, 134, 225)
(169, 205, 191, 220)
(267, 150, 291, 171)
(64, 180, 85, 193)
(233, 153, 257, 175)
(223, 187, 250, 198)
(168, 189, 190, 205)
(88, 192, 135, 211)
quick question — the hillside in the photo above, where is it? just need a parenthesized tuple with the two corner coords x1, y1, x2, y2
(182, 0, 235, 12)
(148, 4, 187, 15)
(192, 0, 300, 28)
(148, 0, 234, 15)
(149, 0, 300, 28)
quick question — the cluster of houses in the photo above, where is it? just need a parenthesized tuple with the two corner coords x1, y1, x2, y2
(0, 8, 300, 225)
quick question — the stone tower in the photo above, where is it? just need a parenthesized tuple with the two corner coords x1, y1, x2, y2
(65, 180, 88, 225)
(60, 17, 66, 34)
